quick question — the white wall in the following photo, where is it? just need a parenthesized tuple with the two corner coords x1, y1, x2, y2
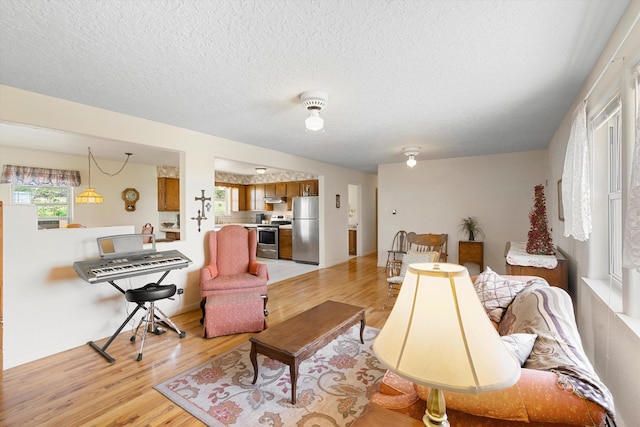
(378, 150, 547, 274)
(0, 85, 378, 368)
(542, 2, 640, 425)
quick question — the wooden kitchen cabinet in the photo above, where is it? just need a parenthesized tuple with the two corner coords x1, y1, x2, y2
(286, 182, 299, 197)
(279, 228, 292, 260)
(245, 184, 266, 211)
(299, 180, 318, 196)
(265, 183, 277, 197)
(157, 178, 180, 211)
(276, 182, 287, 196)
(459, 241, 483, 272)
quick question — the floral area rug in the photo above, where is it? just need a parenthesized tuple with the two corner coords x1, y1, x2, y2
(154, 325, 384, 426)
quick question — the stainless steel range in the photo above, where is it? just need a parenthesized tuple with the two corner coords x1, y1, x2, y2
(257, 215, 291, 259)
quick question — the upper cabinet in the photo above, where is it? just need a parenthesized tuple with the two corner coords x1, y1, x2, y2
(217, 179, 318, 211)
(245, 184, 266, 211)
(157, 177, 180, 211)
(299, 180, 318, 196)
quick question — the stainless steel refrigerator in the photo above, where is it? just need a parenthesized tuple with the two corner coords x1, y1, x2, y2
(292, 196, 319, 264)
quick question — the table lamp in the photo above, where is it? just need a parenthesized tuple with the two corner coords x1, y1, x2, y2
(373, 263, 520, 426)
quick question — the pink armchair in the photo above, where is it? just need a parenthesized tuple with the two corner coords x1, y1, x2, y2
(199, 226, 269, 323)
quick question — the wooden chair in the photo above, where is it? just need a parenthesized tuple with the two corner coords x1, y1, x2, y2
(141, 222, 154, 244)
(383, 250, 440, 309)
(385, 230, 411, 277)
(406, 233, 448, 262)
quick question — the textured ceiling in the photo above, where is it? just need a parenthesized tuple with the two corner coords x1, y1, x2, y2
(0, 0, 630, 174)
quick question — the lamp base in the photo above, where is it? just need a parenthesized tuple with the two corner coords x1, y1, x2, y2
(422, 388, 449, 427)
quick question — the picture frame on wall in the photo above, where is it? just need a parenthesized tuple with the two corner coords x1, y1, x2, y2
(557, 179, 564, 222)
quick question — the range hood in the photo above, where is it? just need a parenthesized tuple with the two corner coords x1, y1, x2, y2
(264, 197, 286, 204)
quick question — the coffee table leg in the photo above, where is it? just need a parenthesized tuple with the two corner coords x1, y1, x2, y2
(359, 314, 365, 344)
(250, 343, 259, 384)
(290, 361, 299, 404)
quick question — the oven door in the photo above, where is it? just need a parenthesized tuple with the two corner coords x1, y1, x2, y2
(257, 226, 279, 259)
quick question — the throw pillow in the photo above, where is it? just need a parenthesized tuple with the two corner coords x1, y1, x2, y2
(501, 333, 537, 366)
(473, 267, 526, 323)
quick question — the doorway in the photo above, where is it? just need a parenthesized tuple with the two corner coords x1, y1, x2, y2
(348, 184, 361, 256)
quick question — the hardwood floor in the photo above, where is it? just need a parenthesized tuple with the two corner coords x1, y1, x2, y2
(1, 254, 391, 427)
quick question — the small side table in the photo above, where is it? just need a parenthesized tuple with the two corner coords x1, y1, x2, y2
(353, 404, 424, 426)
(459, 241, 484, 272)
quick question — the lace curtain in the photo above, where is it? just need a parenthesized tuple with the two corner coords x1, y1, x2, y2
(1, 164, 81, 187)
(622, 68, 640, 270)
(562, 102, 592, 241)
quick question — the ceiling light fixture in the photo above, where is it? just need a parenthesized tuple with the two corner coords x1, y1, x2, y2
(403, 146, 421, 168)
(76, 147, 104, 204)
(300, 90, 328, 132)
(76, 147, 132, 204)
(255, 167, 267, 174)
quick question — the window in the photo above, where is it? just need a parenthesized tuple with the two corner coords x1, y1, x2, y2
(608, 111, 623, 283)
(12, 184, 72, 227)
(214, 187, 230, 215)
(592, 95, 622, 285)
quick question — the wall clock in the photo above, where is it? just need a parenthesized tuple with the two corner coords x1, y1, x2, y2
(122, 188, 140, 211)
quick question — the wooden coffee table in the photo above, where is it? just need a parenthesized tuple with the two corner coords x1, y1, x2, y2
(249, 300, 365, 403)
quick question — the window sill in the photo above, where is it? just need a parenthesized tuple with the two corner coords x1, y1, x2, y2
(582, 277, 640, 339)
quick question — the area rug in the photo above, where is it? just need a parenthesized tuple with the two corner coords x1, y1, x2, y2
(154, 325, 384, 426)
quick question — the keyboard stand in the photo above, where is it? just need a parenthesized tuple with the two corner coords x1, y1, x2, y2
(88, 270, 181, 363)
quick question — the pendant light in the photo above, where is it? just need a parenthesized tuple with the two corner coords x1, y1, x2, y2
(76, 147, 132, 204)
(76, 147, 104, 204)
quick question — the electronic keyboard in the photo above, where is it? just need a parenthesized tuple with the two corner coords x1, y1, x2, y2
(73, 249, 192, 283)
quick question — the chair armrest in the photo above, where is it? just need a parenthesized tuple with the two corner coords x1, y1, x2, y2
(250, 261, 269, 279)
(200, 264, 219, 283)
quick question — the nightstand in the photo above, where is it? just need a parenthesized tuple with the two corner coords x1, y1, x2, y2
(353, 404, 424, 426)
(459, 241, 484, 272)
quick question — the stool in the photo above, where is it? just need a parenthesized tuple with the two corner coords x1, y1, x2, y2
(203, 292, 266, 338)
(125, 283, 186, 361)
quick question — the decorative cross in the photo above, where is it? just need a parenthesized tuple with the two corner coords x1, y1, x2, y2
(191, 190, 211, 232)
(191, 209, 206, 232)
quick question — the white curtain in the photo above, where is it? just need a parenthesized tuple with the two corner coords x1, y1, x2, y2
(622, 69, 640, 270)
(562, 101, 592, 241)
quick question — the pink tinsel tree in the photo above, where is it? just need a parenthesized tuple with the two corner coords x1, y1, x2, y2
(526, 184, 555, 255)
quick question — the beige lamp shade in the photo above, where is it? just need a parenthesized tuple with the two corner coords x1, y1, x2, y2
(373, 262, 520, 394)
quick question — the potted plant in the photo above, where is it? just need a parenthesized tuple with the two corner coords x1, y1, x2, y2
(459, 216, 484, 241)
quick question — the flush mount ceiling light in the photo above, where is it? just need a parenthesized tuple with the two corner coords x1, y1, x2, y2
(403, 146, 421, 168)
(255, 167, 267, 174)
(300, 90, 328, 132)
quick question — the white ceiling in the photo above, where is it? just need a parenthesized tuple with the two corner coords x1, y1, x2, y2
(0, 0, 630, 174)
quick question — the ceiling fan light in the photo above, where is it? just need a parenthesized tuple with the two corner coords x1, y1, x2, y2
(305, 111, 324, 131)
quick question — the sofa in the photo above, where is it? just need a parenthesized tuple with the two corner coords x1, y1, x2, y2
(372, 269, 615, 426)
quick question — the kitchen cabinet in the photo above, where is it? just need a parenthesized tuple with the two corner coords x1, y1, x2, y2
(245, 184, 266, 211)
(286, 182, 299, 197)
(276, 182, 287, 196)
(265, 183, 277, 197)
(349, 229, 357, 256)
(299, 180, 318, 196)
(157, 178, 180, 211)
(279, 228, 293, 260)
